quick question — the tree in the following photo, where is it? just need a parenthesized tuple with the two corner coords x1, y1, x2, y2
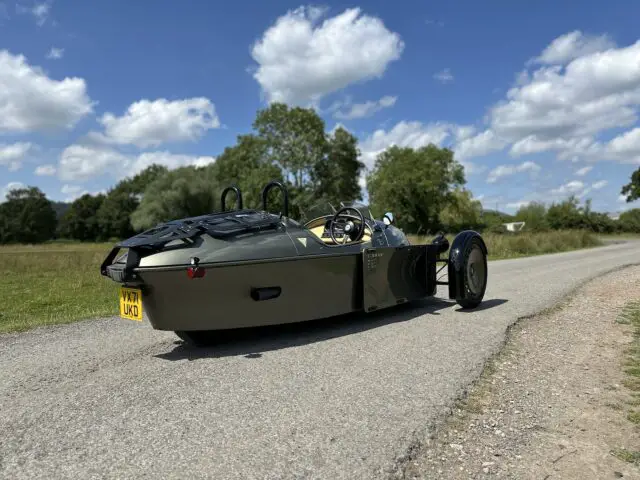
(439, 187, 483, 232)
(96, 164, 169, 239)
(214, 134, 283, 209)
(130, 165, 221, 231)
(546, 196, 585, 230)
(514, 202, 548, 232)
(366, 144, 466, 233)
(312, 127, 364, 206)
(57, 193, 106, 241)
(0, 186, 57, 244)
(619, 208, 640, 233)
(621, 167, 640, 203)
(252, 103, 328, 190)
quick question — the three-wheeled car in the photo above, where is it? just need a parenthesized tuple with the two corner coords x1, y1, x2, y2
(100, 180, 488, 345)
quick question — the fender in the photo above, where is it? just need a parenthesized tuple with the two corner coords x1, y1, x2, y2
(447, 230, 487, 300)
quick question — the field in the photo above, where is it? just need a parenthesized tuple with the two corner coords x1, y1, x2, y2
(0, 230, 604, 334)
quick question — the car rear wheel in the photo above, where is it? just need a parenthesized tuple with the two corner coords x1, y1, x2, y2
(175, 330, 217, 347)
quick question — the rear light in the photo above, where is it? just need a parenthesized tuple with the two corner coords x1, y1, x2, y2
(187, 266, 205, 279)
(187, 256, 205, 279)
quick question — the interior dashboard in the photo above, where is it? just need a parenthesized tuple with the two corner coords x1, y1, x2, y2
(305, 217, 372, 244)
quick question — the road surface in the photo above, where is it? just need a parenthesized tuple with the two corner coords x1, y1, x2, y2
(2, 241, 640, 479)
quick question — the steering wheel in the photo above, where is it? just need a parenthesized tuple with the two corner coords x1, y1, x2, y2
(329, 206, 366, 245)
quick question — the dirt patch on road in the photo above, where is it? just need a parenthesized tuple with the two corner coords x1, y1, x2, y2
(401, 265, 640, 479)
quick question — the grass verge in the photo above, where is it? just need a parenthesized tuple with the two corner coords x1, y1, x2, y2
(408, 229, 602, 260)
(611, 301, 640, 465)
(0, 229, 605, 334)
(0, 242, 120, 334)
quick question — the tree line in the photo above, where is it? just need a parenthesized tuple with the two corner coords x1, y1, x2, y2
(1, 102, 640, 244)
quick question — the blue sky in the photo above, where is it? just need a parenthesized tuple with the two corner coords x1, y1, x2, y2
(1, 0, 640, 214)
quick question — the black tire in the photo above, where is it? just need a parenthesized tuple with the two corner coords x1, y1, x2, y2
(455, 236, 488, 309)
(174, 330, 216, 347)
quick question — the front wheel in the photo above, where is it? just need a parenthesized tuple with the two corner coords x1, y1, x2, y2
(451, 235, 488, 309)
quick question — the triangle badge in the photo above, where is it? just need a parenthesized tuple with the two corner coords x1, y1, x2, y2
(297, 237, 307, 247)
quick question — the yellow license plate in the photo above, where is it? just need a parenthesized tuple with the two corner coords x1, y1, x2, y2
(119, 287, 143, 321)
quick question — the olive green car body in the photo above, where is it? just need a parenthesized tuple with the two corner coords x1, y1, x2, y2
(100, 182, 489, 340)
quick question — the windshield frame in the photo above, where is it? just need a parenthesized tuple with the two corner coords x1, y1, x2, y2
(298, 199, 375, 225)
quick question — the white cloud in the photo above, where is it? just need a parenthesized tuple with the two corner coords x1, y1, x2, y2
(0, 50, 93, 134)
(97, 97, 220, 148)
(486, 160, 541, 184)
(531, 30, 615, 65)
(575, 165, 593, 176)
(432, 31, 640, 172)
(35, 164, 56, 176)
(483, 34, 640, 165)
(551, 180, 585, 195)
(433, 68, 454, 84)
(1, 181, 26, 200)
(358, 120, 491, 176)
(58, 144, 216, 182)
(16, 1, 51, 26)
(250, 6, 404, 105)
(591, 179, 608, 190)
(0, 142, 33, 171)
(454, 129, 506, 161)
(46, 47, 64, 59)
(359, 121, 454, 168)
(333, 95, 397, 120)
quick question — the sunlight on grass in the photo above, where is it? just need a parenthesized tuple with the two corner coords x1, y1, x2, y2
(0, 242, 120, 333)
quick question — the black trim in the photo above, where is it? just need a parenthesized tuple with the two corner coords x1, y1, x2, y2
(221, 185, 243, 211)
(261, 180, 289, 217)
(250, 286, 282, 301)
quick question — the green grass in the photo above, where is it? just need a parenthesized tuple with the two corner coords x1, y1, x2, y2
(0, 229, 605, 334)
(616, 302, 640, 426)
(408, 229, 603, 260)
(611, 447, 640, 465)
(0, 242, 120, 333)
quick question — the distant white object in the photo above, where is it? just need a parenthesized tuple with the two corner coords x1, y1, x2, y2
(502, 221, 525, 232)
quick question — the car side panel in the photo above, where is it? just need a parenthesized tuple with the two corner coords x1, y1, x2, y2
(361, 245, 430, 312)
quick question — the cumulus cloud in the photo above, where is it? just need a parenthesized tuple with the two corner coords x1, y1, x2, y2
(575, 166, 593, 176)
(250, 6, 404, 105)
(0, 50, 93, 133)
(0, 142, 33, 171)
(46, 47, 64, 59)
(332, 95, 397, 120)
(433, 68, 454, 84)
(57, 144, 216, 182)
(358, 120, 497, 176)
(35, 164, 56, 176)
(486, 160, 541, 184)
(16, 1, 51, 26)
(97, 97, 220, 148)
(359, 121, 454, 167)
(531, 30, 615, 65)
(485, 33, 640, 164)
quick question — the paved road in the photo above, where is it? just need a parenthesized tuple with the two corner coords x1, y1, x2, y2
(2, 241, 640, 480)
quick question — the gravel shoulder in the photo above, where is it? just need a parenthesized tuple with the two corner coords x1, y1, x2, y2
(401, 265, 640, 480)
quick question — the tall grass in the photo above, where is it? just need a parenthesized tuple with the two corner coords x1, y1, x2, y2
(0, 243, 119, 333)
(408, 229, 602, 260)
